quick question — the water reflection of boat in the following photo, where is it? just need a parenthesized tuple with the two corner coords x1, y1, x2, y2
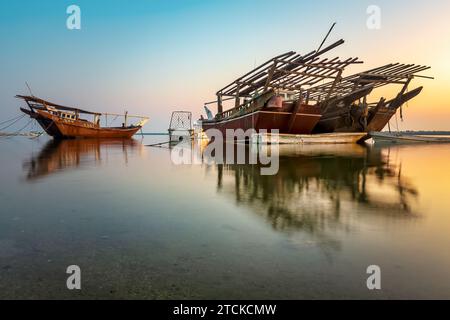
(257, 141, 368, 158)
(23, 139, 141, 180)
(211, 145, 418, 235)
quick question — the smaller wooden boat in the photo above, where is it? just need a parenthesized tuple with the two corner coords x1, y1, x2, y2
(17, 95, 149, 139)
(370, 131, 450, 144)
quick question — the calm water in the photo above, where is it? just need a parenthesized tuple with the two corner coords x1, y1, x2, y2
(0, 135, 450, 299)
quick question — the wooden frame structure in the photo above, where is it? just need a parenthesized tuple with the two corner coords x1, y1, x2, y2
(208, 40, 363, 118)
(201, 30, 432, 138)
(309, 63, 432, 134)
(306, 63, 432, 102)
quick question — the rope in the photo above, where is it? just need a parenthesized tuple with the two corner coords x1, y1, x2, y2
(31, 120, 55, 138)
(402, 86, 410, 121)
(0, 114, 23, 126)
(146, 141, 171, 147)
(400, 86, 408, 121)
(29, 121, 43, 139)
(0, 114, 26, 131)
(13, 118, 34, 134)
(395, 112, 400, 133)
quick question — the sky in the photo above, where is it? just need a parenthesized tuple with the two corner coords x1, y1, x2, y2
(0, 0, 449, 132)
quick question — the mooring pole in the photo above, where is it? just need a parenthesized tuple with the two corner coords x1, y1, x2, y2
(217, 94, 223, 114)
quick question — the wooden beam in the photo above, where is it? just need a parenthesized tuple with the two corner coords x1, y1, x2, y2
(287, 93, 303, 133)
(325, 69, 343, 101)
(263, 62, 278, 92)
(217, 94, 223, 114)
(235, 84, 241, 108)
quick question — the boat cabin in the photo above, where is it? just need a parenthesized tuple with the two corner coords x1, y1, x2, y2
(47, 107, 78, 121)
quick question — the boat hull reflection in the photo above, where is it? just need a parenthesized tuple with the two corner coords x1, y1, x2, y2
(23, 138, 142, 180)
(207, 143, 418, 236)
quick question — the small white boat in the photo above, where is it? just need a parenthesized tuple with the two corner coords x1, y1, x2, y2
(0, 131, 41, 138)
(370, 131, 450, 144)
(253, 132, 368, 144)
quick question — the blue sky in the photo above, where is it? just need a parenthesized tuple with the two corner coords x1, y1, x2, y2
(1, 0, 449, 131)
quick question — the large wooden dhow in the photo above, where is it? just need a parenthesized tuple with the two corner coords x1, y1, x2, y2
(201, 39, 365, 137)
(17, 95, 149, 139)
(201, 36, 431, 140)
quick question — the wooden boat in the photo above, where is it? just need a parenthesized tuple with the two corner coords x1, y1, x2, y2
(311, 86, 374, 133)
(201, 91, 323, 136)
(17, 95, 149, 139)
(201, 39, 364, 138)
(370, 131, 450, 144)
(365, 87, 423, 132)
(313, 87, 423, 133)
(200, 34, 431, 141)
(311, 64, 431, 134)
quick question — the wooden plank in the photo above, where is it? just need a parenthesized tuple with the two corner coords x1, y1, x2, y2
(287, 94, 302, 133)
(263, 62, 278, 92)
